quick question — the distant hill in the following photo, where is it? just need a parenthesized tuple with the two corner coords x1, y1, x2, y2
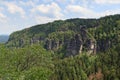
(0, 35, 9, 43)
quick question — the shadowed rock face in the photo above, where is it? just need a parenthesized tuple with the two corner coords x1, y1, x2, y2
(44, 39, 60, 50)
(87, 39, 96, 55)
(65, 35, 96, 57)
(96, 38, 114, 52)
(65, 34, 83, 56)
(44, 26, 97, 57)
(45, 34, 96, 57)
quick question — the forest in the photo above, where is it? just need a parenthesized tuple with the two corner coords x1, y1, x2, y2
(0, 14, 120, 80)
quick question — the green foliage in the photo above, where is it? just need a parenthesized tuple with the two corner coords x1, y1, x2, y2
(51, 48, 120, 80)
(0, 44, 53, 80)
(24, 67, 52, 80)
(48, 30, 75, 41)
(0, 14, 120, 80)
(0, 42, 120, 80)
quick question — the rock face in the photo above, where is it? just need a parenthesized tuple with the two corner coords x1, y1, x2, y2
(44, 26, 97, 57)
(65, 34, 83, 56)
(87, 39, 96, 55)
(44, 39, 59, 50)
(65, 26, 96, 56)
(97, 39, 111, 52)
(65, 35, 96, 57)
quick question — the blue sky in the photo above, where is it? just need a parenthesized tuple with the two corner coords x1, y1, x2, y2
(0, 0, 120, 35)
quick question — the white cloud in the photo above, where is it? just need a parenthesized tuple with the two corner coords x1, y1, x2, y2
(31, 2, 64, 19)
(66, 5, 92, 14)
(98, 9, 120, 17)
(65, 4, 120, 18)
(56, 0, 66, 3)
(42, 0, 53, 3)
(94, 0, 120, 4)
(0, 7, 4, 11)
(19, 1, 35, 7)
(0, 7, 8, 23)
(66, 5, 95, 18)
(35, 16, 56, 24)
(31, 2, 64, 24)
(70, 0, 75, 4)
(4, 2, 25, 18)
(0, 13, 8, 23)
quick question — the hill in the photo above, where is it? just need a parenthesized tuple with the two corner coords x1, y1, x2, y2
(0, 14, 119, 80)
(7, 14, 120, 56)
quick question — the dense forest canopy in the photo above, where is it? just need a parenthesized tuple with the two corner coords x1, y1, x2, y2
(0, 14, 120, 80)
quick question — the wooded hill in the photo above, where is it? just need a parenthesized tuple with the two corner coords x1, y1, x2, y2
(0, 14, 119, 80)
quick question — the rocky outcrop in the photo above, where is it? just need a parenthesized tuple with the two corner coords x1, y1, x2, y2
(44, 25, 97, 57)
(97, 39, 111, 52)
(44, 39, 60, 50)
(86, 39, 96, 55)
(65, 34, 83, 56)
(65, 35, 96, 57)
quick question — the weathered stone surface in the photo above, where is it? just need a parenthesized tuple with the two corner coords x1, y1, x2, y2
(44, 39, 60, 50)
(97, 39, 111, 52)
(65, 34, 83, 57)
(87, 39, 96, 55)
(44, 26, 97, 57)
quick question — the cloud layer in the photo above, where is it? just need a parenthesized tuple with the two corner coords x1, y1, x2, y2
(94, 0, 120, 4)
(31, 2, 64, 23)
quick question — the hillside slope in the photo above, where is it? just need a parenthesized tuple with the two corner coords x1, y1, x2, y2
(7, 14, 120, 56)
(0, 14, 120, 80)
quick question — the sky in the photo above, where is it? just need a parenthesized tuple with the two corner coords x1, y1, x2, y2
(0, 0, 120, 35)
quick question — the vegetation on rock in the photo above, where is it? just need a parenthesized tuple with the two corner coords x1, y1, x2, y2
(0, 14, 120, 80)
